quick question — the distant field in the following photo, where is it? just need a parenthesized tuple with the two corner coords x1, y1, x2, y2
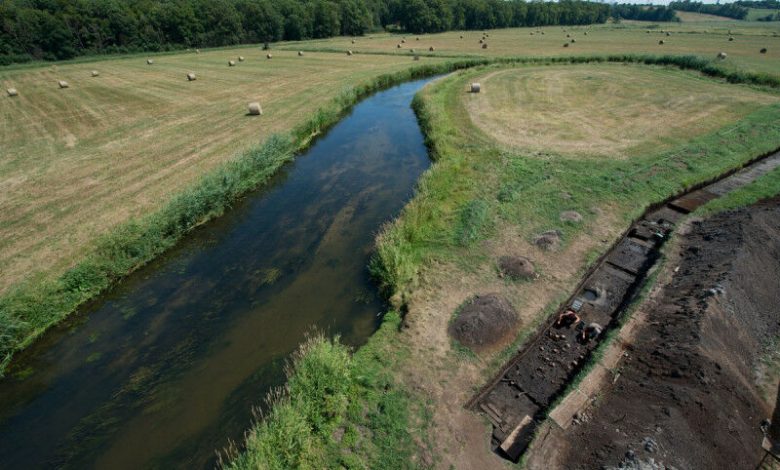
(675, 11, 735, 22)
(290, 24, 780, 77)
(0, 49, 445, 293)
(746, 7, 780, 21)
(464, 64, 777, 157)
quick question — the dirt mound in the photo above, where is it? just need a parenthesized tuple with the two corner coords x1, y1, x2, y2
(559, 211, 583, 223)
(556, 197, 780, 469)
(498, 255, 535, 280)
(449, 294, 518, 351)
(534, 230, 562, 251)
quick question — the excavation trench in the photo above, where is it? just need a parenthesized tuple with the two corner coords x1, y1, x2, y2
(469, 149, 780, 462)
(0, 77, 437, 469)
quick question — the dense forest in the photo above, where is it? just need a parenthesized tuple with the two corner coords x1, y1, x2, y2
(611, 4, 678, 22)
(734, 0, 780, 8)
(668, 1, 749, 20)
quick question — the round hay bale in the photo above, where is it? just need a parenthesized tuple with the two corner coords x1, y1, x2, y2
(717, 52, 727, 59)
(416, 37, 420, 41)
(498, 256, 535, 280)
(397, 43, 402, 49)
(479, 38, 483, 44)
(7, 88, 18, 97)
(58, 80, 69, 89)
(534, 230, 562, 251)
(247, 102, 262, 116)
(186, 72, 196, 81)
(566, 33, 571, 38)
(760, 48, 768, 54)
(298, 51, 304, 56)
(91, 70, 99, 77)
(410, 48, 415, 53)
(401, 39, 406, 43)
(460, 35, 464, 39)
(571, 38, 576, 43)
(470, 82, 481, 93)
(238, 56, 245, 62)
(228, 60, 236, 66)
(147, 59, 154, 65)
(563, 42, 570, 48)
(449, 294, 518, 351)
(346, 50, 353, 56)
(266, 53, 272, 59)
(351, 39, 356, 44)
(482, 43, 488, 49)
(429, 46, 435, 52)
(413, 55, 420, 61)
(584, 31, 588, 36)
(659, 40, 665, 45)
(729, 36, 734, 41)
(530, 32, 534, 36)
(560, 210, 583, 223)
(646, 30, 651, 34)
(666, 31, 671, 37)
(541, 31, 545, 35)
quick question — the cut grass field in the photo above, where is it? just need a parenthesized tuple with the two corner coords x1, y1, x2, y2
(463, 64, 777, 157)
(0, 49, 448, 295)
(284, 22, 780, 77)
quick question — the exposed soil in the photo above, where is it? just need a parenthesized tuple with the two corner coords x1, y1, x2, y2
(449, 294, 518, 351)
(497, 255, 535, 280)
(555, 197, 780, 469)
(534, 230, 563, 251)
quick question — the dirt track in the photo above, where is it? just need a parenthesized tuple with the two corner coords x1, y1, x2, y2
(553, 197, 780, 469)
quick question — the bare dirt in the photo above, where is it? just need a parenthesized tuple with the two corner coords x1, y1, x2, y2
(554, 197, 780, 470)
(449, 293, 518, 351)
(497, 255, 535, 280)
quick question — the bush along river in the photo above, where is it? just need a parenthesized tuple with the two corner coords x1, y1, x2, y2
(0, 77, 436, 469)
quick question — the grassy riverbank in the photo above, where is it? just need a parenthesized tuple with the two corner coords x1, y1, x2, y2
(223, 312, 431, 470)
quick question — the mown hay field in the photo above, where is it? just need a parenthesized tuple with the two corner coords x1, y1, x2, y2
(289, 23, 780, 77)
(463, 64, 778, 157)
(0, 49, 447, 294)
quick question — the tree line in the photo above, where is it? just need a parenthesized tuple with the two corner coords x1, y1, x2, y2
(668, 1, 749, 20)
(2, 0, 663, 65)
(611, 4, 678, 22)
(734, 0, 779, 8)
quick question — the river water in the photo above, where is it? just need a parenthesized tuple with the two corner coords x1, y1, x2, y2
(0, 77, 435, 469)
